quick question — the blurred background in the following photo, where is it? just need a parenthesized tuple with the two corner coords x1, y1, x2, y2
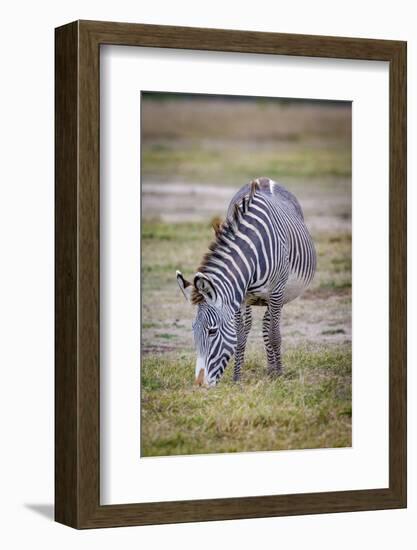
(141, 92, 352, 457)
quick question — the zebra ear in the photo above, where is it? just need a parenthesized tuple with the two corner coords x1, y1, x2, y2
(194, 272, 218, 307)
(176, 271, 193, 303)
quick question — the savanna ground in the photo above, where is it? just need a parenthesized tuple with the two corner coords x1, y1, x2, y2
(141, 93, 352, 457)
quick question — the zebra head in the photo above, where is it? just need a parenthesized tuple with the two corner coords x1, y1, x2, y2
(176, 271, 237, 386)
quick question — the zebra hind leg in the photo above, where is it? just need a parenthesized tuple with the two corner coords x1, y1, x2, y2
(263, 293, 284, 376)
(262, 309, 277, 374)
(233, 305, 252, 382)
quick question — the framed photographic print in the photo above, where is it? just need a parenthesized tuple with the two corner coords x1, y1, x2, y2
(55, 20, 406, 528)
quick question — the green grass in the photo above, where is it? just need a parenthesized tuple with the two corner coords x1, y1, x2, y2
(141, 98, 351, 184)
(141, 345, 351, 456)
(142, 143, 351, 184)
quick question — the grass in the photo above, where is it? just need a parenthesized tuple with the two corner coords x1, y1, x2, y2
(141, 345, 351, 456)
(142, 144, 351, 184)
(141, 97, 351, 185)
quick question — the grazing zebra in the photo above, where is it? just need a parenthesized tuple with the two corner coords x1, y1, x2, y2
(176, 177, 316, 386)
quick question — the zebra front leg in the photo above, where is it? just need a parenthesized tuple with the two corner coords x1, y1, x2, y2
(233, 305, 252, 382)
(265, 292, 284, 376)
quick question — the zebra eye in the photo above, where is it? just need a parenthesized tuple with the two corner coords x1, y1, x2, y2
(208, 327, 217, 337)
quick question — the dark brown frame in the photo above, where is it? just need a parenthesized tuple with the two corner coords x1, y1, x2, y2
(55, 20, 407, 529)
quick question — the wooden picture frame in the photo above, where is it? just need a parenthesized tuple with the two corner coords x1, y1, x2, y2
(55, 20, 407, 529)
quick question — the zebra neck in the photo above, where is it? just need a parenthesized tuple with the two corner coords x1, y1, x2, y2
(202, 235, 256, 311)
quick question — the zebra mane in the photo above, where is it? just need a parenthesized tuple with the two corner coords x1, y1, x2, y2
(191, 180, 259, 305)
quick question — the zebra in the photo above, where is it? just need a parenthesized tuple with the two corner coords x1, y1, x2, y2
(176, 177, 316, 387)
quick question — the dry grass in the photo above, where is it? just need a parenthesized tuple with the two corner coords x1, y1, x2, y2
(142, 96, 351, 142)
(141, 346, 351, 457)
